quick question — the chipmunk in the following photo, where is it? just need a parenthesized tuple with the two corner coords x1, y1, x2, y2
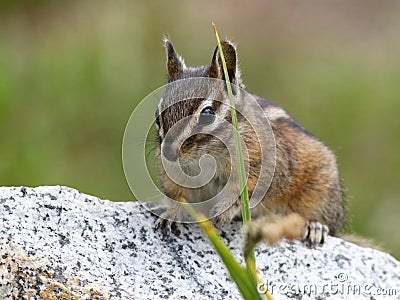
(153, 38, 344, 247)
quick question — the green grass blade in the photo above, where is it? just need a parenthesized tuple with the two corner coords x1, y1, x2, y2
(212, 23, 251, 225)
(182, 201, 262, 300)
(212, 22, 258, 281)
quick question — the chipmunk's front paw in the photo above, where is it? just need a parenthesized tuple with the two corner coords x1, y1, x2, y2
(153, 207, 182, 237)
(302, 221, 329, 247)
(210, 202, 240, 227)
(213, 212, 234, 227)
(154, 217, 181, 237)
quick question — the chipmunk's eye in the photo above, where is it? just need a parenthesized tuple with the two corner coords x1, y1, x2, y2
(198, 106, 215, 125)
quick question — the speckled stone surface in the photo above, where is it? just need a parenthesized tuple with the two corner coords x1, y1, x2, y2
(0, 186, 399, 300)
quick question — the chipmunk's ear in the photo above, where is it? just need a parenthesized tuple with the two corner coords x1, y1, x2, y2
(208, 40, 242, 86)
(164, 38, 186, 78)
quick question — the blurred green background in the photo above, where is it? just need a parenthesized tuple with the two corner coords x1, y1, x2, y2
(1, 1, 399, 258)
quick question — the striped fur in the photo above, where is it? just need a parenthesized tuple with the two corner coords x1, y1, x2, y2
(155, 39, 344, 241)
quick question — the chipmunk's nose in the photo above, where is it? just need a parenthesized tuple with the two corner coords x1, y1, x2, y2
(162, 144, 179, 161)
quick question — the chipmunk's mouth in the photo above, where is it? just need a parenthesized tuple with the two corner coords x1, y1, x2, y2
(160, 149, 219, 190)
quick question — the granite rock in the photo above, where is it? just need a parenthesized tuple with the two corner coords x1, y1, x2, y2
(0, 186, 399, 299)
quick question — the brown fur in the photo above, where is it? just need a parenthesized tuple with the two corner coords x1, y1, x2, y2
(262, 116, 342, 235)
(155, 39, 344, 244)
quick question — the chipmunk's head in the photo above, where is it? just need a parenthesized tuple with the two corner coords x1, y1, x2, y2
(156, 39, 244, 166)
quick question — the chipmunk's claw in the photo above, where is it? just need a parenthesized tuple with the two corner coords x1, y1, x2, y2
(303, 221, 329, 247)
(154, 216, 181, 237)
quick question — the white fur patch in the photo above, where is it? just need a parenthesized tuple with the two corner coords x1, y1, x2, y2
(265, 107, 289, 121)
(157, 99, 164, 138)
